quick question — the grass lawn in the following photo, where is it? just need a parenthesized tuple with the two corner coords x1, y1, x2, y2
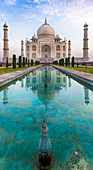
(0, 65, 38, 75)
(53, 65, 93, 74)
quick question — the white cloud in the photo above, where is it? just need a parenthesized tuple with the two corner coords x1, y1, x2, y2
(5, 0, 16, 5)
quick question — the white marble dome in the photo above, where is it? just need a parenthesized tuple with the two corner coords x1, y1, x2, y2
(37, 21, 55, 38)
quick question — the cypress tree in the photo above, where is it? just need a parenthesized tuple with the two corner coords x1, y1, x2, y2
(23, 57, 25, 67)
(19, 56, 22, 68)
(13, 54, 16, 69)
(31, 59, 33, 66)
(59, 59, 62, 65)
(62, 59, 64, 66)
(72, 56, 75, 67)
(26, 58, 27, 64)
(28, 59, 29, 66)
(6, 57, 8, 68)
(68, 57, 70, 66)
(65, 58, 68, 66)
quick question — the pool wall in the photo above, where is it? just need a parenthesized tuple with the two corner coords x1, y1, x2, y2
(52, 65, 93, 90)
(0, 65, 41, 89)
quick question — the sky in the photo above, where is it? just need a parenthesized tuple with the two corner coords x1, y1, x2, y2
(0, 0, 93, 61)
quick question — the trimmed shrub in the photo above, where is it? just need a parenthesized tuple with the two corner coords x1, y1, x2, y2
(19, 56, 22, 68)
(6, 57, 8, 68)
(23, 57, 25, 67)
(72, 56, 74, 67)
(8, 64, 11, 66)
(31, 59, 33, 66)
(77, 62, 79, 67)
(53, 60, 58, 65)
(35, 60, 40, 65)
(65, 58, 68, 66)
(13, 54, 16, 69)
(28, 59, 29, 66)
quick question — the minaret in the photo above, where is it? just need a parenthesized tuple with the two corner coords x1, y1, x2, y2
(83, 23, 89, 61)
(84, 87, 89, 105)
(39, 118, 51, 167)
(3, 23, 9, 61)
(21, 40, 24, 58)
(3, 88, 8, 105)
(68, 40, 71, 58)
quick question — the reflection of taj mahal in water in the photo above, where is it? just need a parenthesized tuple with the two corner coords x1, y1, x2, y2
(3, 66, 90, 106)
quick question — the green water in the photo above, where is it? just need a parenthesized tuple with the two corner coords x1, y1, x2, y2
(0, 66, 93, 169)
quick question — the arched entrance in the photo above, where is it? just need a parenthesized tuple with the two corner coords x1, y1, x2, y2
(42, 45, 51, 59)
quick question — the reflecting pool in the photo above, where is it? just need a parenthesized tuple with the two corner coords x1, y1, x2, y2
(0, 66, 93, 169)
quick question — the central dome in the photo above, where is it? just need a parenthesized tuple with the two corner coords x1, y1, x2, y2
(37, 19, 55, 38)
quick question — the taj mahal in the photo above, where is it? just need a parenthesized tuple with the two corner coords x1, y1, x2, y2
(25, 18, 67, 63)
(3, 18, 89, 63)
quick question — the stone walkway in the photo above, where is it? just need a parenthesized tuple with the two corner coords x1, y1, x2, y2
(52, 65, 93, 88)
(0, 65, 41, 88)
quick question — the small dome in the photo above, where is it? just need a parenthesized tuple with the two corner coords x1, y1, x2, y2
(37, 19, 55, 38)
(32, 34, 37, 39)
(55, 34, 60, 39)
(3, 23, 8, 28)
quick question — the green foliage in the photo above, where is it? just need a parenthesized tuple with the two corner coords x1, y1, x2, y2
(19, 56, 22, 68)
(13, 54, 16, 69)
(35, 60, 40, 65)
(53, 60, 58, 65)
(26, 58, 27, 64)
(28, 59, 29, 66)
(65, 58, 68, 66)
(59, 59, 62, 65)
(8, 64, 11, 66)
(31, 59, 33, 66)
(77, 62, 79, 67)
(68, 57, 70, 66)
(23, 57, 25, 67)
(82, 62, 87, 67)
(0, 64, 2, 67)
(72, 56, 74, 67)
(6, 57, 8, 68)
(59, 59, 64, 66)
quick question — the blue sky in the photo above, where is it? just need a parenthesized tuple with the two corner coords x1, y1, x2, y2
(0, 0, 93, 61)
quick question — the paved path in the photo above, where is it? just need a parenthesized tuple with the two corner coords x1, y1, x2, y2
(0, 65, 41, 88)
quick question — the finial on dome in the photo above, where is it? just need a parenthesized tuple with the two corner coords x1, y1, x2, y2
(45, 17, 47, 24)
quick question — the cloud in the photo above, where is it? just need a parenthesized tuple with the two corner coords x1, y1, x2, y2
(5, 0, 16, 5)
(0, 13, 9, 20)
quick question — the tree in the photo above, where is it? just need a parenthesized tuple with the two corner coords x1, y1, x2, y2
(62, 59, 64, 66)
(72, 56, 74, 67)
(68, 57, 70, 66)
(6, 57, 8, 68)
(13, 54, 16, 69)
(23, 57, 25, 67)
(31, 59, 33, 66)
(26, 58, 27, 64)
(65, 58, 68, 66)
(28, 59, 29, 66)
(53, 60, 58, 65)
(59, 59, 62, 65)
(35, 61, 40, 65)
(19, 56, 22, 68)
(77, 62, 79, 67)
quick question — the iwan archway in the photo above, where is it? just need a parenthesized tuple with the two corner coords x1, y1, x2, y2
(42, 45, 51, 59)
